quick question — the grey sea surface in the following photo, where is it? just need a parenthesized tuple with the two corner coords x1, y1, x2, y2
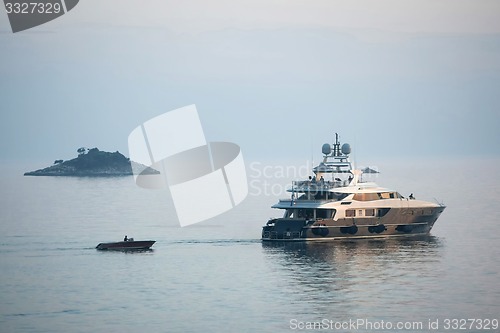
(1, 158, 499, 333)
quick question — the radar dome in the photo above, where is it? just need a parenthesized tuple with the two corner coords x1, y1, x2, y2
(322, 143, 331, 155)
(341, 143, 351, 155)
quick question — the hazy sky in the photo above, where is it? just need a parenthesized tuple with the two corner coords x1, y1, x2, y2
(1, 0, 499, 164)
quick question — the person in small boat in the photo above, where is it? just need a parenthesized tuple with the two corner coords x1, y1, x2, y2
(124, 235, 128, 242)
(409, 193, 415, 200)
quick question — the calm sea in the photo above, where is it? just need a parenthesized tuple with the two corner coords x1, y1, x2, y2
(1, 158, 499, 333)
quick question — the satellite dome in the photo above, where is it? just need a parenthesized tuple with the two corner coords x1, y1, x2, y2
(322, 143, 331, 155)
(341, 143, 351, 155)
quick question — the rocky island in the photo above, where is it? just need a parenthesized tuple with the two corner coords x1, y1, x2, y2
(24, 147, 159, 177)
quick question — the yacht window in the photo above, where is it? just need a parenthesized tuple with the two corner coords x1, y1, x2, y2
(377, 208, 391, 217)
(365, 209, 375, 216)
(332, 193, 350, 201)
(377, 192, 400, 199)
(379, 192, 392, 199)
(317, 209, 335, 219)
(346, 209, 356, 217)
(353, 193, 380, 201)
(297, 209, 315, 219)
(314, 192, 328, 200)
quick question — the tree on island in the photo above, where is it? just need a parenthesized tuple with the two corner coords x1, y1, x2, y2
(54, 159, 63, 165)
(77, 147, 87, 156)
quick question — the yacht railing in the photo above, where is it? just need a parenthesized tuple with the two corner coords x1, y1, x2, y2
(291, 180, 350, 191)
(278, 198, 334, 204)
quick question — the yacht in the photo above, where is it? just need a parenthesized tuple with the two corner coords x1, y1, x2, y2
(261, 134, 446, 241)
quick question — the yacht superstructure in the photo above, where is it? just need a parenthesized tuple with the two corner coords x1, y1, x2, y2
(261, 134, 446, 241)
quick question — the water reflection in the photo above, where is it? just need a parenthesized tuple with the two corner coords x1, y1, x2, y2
(261, 236, 445, 320)
(262, 236, 443, 264)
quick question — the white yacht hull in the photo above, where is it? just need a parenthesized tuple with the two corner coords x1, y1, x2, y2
(262, 205, 445, 241)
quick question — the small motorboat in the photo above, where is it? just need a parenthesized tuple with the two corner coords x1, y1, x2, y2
(96, 238, 155, 251)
